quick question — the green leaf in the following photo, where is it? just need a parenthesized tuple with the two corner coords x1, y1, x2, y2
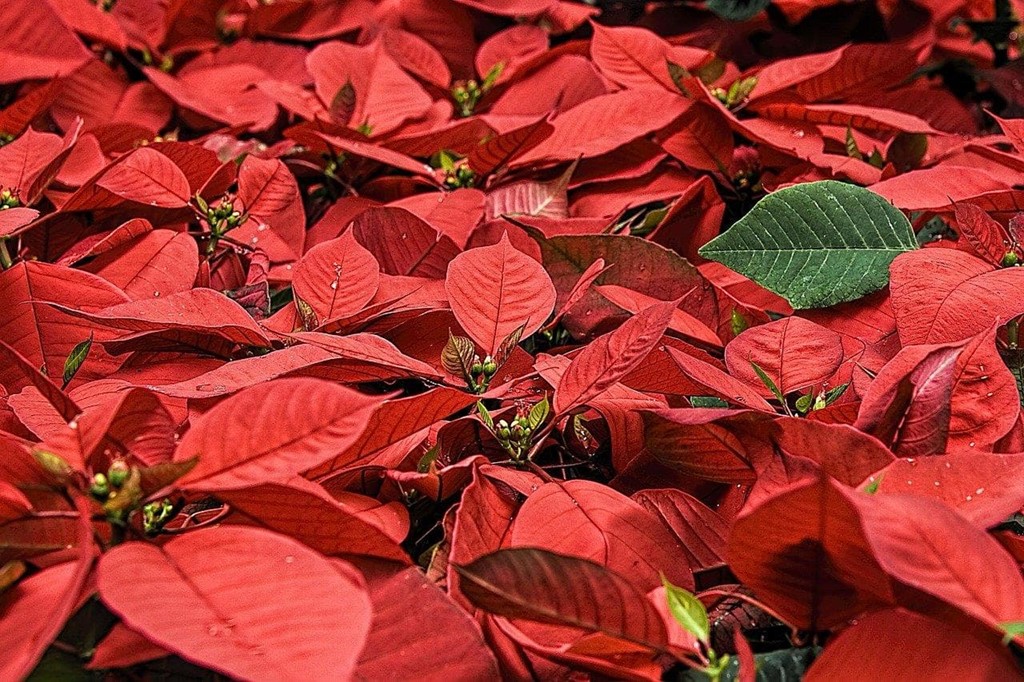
(863, 474, 883, 495)
(667, 61, 693, 97)
(750, 361, 785, 404)
(1000, 620, 1024, 645)
(822, 383, 849, 406)
(698, 180, 917, 309)
(705, 0, 771, 22)
(62, 333, 93, 389)
(661, 574, 710, 645)
(845, 127, 862, 160)
(527, 397, 549, 431)
(690, 396, 730, 408)
(482, 62, 505, 92)
(477, 401, 495, 432)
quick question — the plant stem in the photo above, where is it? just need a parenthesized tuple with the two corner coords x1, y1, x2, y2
(0, 239, 12, 269)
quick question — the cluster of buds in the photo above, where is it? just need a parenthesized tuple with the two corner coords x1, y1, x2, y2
(1003, 251, 1020, 267)
(477, 397, 549, 463)
(710, 76, 758, 110)
(471, 356, 498, 378)
(493, 415, 534, 459)
(444, 163, 476, 189)
(0, 189, 20, 209)
(451, 80, 485, 118)
(142, 498, 176, 535)
(89, 460, 132, 502)
(197, 194, 245, 235)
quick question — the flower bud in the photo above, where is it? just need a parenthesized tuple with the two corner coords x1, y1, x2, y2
(108, 461, 130, 488)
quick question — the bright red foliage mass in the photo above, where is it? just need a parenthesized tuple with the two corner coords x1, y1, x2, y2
(5, 0, 1024, 679)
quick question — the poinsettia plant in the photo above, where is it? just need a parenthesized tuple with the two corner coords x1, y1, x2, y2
(6, 0, 1024, 680)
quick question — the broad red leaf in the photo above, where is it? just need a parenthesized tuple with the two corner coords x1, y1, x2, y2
(307, 40, 432, 135)
(351, 207, 460, 279)
(657, 103, 733, 173)
(0, 0, 91, 83)
(216, 481, 410, 563)
(665, 346, 774, 411)
(554, 301, 675, 415)
(80, 229, 200, 300)
(510, 479, 692, 590)
(590, 23, 712, 92)
(445, 232, 556, 357)
(468, 117, 554, 176)
(292, 231, 381, 327)
(95, 147, 191, 208)
(97, 526, 373, 681)
(355, 567, 501, 680)
(805, 609, 1022, 682)
(50, 288, 271, 356)
(237, 156, 299, 223)
(855, 343, 963, 457)
(725, 317, 844, 396)
(871, 453, 1024, 527)
(595, 284, 721, 348)
(631, 489, 728, 569)
(456, 548, 671, 650)
(0, 261, 127, 387)
(889, 248, 1024, 344)
(515, 91, 691, 165)
(854, 492, 1024, 630)
(641, 408, 772, 483)
(728, 475, 895, 630)
(174, 378, 380, 490)
(953, 201, 1009, 266)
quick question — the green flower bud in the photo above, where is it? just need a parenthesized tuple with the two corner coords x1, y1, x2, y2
(1003, 251, 1019, 267)
(108, 461, 130, 488)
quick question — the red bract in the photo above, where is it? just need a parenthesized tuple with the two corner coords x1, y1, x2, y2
(6, 1, 1024, 679)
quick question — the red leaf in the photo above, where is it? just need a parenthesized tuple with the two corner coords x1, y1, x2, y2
(174, 377, 380, 491)
(216, 481, 410, 563)
(510, 479, 692, 590)
(855, 492, 1024, 629)
(728, 475, 895, 630)
(355, 566, 500, 680)
(657, 102, 733, 173)
(351, 207, 460, 279)
(805, 609, 1022, 682)
(725, 317, 844, 396)
(0, 262, 127, 387)
(953, 200, 1010, 266)
(515, 90, 691, 165)
(445, 232, 556, 357)
(97, 526, 373, 681)
(0, 0, 91, 83)
(237, 156, 299, 223)
(856, 343, 963, 457)
(80, 229, 199, 300)
(631, 489, 728, 569)
(889, 248, 1024, 344)
(307, 40, 432, 135)
(554, 300, 675, 415)
(293, 231, 381, 326)
(50, 288, 271, 357)
(95, 147, 192, 208)
(665, 346, 774, 412)
(468, 117, 554, 176)
(871, 453, 1024, 527)
(455, 547, 671, 650)
(596, 284, 722, 348)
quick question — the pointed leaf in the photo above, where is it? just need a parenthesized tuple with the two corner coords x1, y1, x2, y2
(445, 232, 556, 357)
(97, 526, 373, 681)
(174, 378, 380, 491)
(699, 181, 917, 309)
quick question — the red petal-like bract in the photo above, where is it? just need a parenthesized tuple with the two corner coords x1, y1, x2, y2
(446, 232, 556, 357)
(97, 526, 373, 681)
(174, 378, 380, 490)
